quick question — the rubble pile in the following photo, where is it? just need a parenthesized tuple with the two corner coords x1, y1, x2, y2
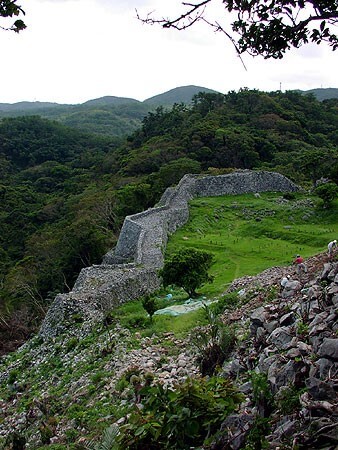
(213, 253, 337, 449)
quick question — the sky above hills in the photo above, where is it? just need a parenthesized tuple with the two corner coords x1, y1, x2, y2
(1, 0, 337, 105)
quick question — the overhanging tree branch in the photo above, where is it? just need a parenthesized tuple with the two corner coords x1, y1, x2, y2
(137, 0, 337, 58)
(0, 0, 26, 32)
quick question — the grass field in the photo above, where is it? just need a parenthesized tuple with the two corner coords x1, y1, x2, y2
(165, 192, 338, 296)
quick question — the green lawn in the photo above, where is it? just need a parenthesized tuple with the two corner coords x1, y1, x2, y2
(165, 192, 338, 296)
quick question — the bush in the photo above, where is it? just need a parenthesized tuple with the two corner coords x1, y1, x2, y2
(116, 376, 243, 449)
(283, 192, 296, 200)
(121, 313, 149, 329)
(159, 248, 214, 298)
(314, 182, 338, 208)
(209, 292, 239, 315)
(192, 305, 236, 376)
(141, 295, 158, 322)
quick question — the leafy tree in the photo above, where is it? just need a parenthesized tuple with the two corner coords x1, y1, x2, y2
(0, 0, 26, 32)
(314, 182, 338, 208)
(138, 0, 338, 58)
(159, 248, 214, 297)
(151, 157, 202, 196)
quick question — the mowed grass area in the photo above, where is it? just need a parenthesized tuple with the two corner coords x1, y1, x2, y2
(165, 192, 338, 297)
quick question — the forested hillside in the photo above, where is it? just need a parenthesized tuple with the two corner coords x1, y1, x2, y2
(0, 89, 337, 354)
(0, 86, 217, 137)
(0, 86, 337, 138)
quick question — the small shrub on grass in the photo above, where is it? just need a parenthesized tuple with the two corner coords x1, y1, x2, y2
(210, 292, 239, 315)
(141, 294, 158, 322)
(314, 182, 338, 208)
(66, 337, 79, 352)
(121, 313, 149, 329)
(91, 371, 106, 385)
(283, 192, 296, 201)
(8, 369, 20, 385)
(65, 428, 79, 444)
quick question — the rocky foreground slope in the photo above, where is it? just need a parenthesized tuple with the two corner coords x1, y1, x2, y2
(0, 253, 337, 449)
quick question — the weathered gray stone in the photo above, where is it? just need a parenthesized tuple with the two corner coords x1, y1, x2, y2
(318, 338, 338, 360)
(305, 377, 336, 401)
(258, 354, 278, 373)
(327, 283, 338, 296)
(332, 294, 338, 307)
(219, 413, 255, 450)
(250, 306, 268, 326)
(309, 358, 335, 378)
(269, 359, 306, 392)
(280, 312, 296, 326)
(282, 280, 301, 298)
(264, 320, 279, 334)
(271, 418, 298, 440)
(268, 327, 294, 350)
(321, 263, 333, 280)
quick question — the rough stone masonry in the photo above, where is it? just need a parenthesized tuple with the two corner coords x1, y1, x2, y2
(40, 170, 299, 338)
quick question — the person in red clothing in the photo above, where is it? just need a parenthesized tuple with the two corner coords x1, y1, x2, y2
(294, 254, 307, 274)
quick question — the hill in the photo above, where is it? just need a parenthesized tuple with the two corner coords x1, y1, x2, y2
(143, 85, 219, 106)
(1, 86, 336, 138)
(82, 96, 141, 107)
(299, 87, 338, 101)
(0, 101, 60, 112)
(0, 86, 217, 137)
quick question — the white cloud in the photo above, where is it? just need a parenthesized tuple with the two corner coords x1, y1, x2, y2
(0, 0, 336, 104)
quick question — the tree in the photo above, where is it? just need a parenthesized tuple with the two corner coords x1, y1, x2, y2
(141, 294, 158, 322)
(159, 248, 214, 297)
(138, 0, 338, 59)
(0, 0, 26, 32)
(314, 182, 338, 208)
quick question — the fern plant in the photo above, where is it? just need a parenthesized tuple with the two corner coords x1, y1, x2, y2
(88, 424, 119, 450)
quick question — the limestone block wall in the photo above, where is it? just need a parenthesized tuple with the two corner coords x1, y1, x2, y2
(107, 170, 299, 266)
(40, 170, 299, 338)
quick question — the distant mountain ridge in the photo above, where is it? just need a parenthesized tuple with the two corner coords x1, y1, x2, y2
(296, 87, 338, 101)
(0, 86, 337, 112)
(143, 85, 218, 105)
(0, 85, 216, 112)
(0, 85, 337, 138)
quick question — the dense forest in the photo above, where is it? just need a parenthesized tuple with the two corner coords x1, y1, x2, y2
(0, 89, 337, 353)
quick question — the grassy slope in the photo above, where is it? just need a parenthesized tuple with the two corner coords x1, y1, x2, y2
(165, 192, 338, 296)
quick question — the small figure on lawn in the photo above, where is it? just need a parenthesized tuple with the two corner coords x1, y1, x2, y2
(294, 254, 307, 275)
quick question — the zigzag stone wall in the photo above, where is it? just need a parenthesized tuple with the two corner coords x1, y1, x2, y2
(40, 170, 299, 338)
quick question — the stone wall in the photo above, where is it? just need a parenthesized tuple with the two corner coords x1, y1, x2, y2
(105, 170, 299, 266)
(40, 170, 299, 338)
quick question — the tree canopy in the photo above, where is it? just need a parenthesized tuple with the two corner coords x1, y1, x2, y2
(0, 0, 26, 32)
(159, 248, 214, 297)
(138, 0, 338, 59)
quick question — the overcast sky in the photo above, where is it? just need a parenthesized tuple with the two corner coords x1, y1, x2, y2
(1, 0, 337, 105)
